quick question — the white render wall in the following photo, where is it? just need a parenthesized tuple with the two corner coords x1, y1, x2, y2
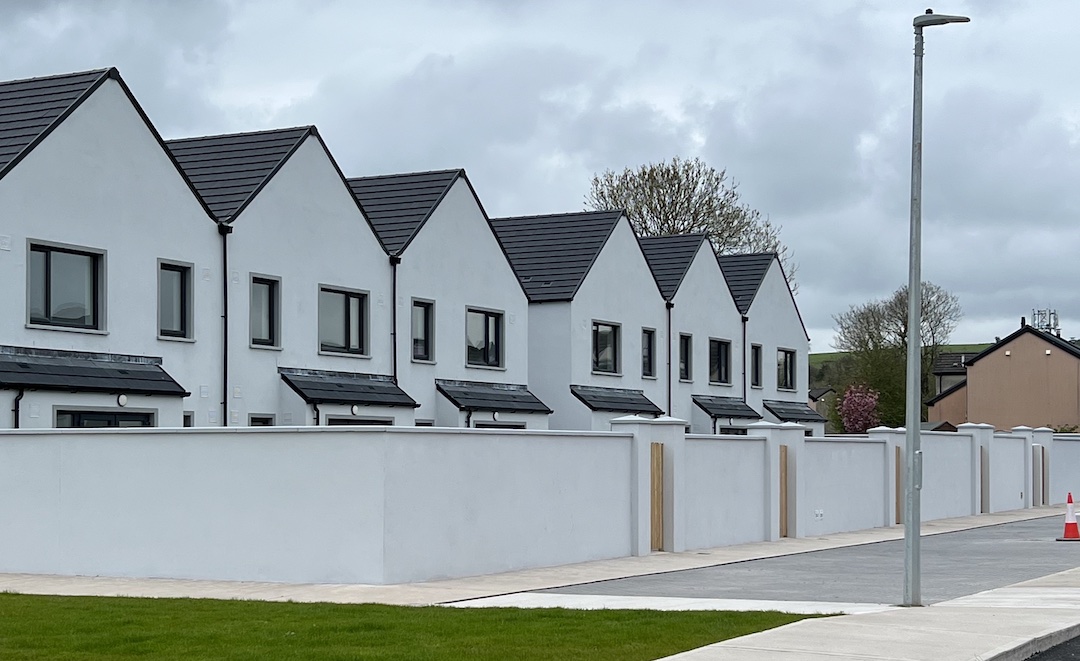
(989, 434, 1028, 513)
(1051, 434, 1080, 504)
(800, 437, 888, 536)
(0, 78, 220, 427)
(394, 178, 531, 421)
(684, 434, 769, 548)
(921, 431, 980, 521)
(670, 242, 745, 430)
(225, 136, 394, 426)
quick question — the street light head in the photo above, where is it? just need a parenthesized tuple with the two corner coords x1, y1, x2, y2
(914, 10, 970, 28)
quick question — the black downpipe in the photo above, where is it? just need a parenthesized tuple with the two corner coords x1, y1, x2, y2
(12, 388, 24, 429)
(665, 300, 674, 415)
(218, 222, 233, 427)
(741, 315, 749, 402)
(465, 410, 473, 428)
(312, 402, 321, 426)
(390, 255, 401, 383)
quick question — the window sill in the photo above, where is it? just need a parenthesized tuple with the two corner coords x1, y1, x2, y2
(751, 385, 764, 390)
(591, 370, 622, 377)
(777, 387, 798, 393)
(709, 381, 734, 387)
(318, 350, 371, 360)
(250, 343, 283, 351)
(642, 375, 658, 380)
(412, 358, 437, 365)
(26, 323, 108, 336)
(467, 363, 506, 372)
(679, 378, 693, 384)
(158, 335, 195, 343)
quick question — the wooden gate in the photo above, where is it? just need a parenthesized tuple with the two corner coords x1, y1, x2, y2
(651, 442, 663, 551)
(779, 445, 789, 538)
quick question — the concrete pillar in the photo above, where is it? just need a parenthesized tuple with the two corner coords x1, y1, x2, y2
(1031, 427, 1057, 504)
(1012, 426, 1035, 509)
(868, 426, 905, 526)
(748, 421, 782, 541)
(609, 415, 656, 557)
(960, 423, 994, 513)
(776, 422, 808, 537)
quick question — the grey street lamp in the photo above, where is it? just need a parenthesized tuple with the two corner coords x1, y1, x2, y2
(905, 8, 969, 608)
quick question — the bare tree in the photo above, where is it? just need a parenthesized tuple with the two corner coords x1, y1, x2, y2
(586, 156, 797, 291)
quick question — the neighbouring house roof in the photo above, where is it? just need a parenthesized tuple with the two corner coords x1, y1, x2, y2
(279, 368, 418, 408)
(489, 210, 628, 302)
(716, 252, 775, 314)
(933, 352, 979, 376)
(346, 169, 463, 256)
(0, 346, 188, 397)
(921, 421, 958, 432)
(926, 379, 967, 406)
(569, 385, 663, 415)
(435, 379, 552, 414)
(763, 399, 827, 423)
(963, 325, 1080, 368)
(691, 395, 761, 420)
(809, 387, 835, 401)
(638, 234, 709, 301)
(166, 126, 314, 223)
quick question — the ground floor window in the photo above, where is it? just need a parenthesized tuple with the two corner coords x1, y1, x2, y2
(326, 417, 393, 426)
(56, 411, 154, 428)
(473, 421, 526, 429)
(249, 415, 275, 426)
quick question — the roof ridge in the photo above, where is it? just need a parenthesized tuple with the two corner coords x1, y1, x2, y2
(164, 125, 314, 144)
(0, 68, 110, 88)
(492, 209, 624, 222)
(347, 168, 465, 182)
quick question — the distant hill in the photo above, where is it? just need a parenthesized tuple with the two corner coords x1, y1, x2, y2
(809, 343, 993, 390)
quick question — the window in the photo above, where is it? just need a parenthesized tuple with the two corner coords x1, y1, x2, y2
(679, 334, 693, 381)
(326, 417, 392, 426)
(709, 339, 731, 384)
(777, 349, 797, 390)
(474, 421, 527, 430)
(183, 412, 194, 427)
(250, 276, 279, 347)
(158, 262, 191, 338)
(751, 344, 763, 387)
(249, 415, 275, 426)
(415, 419, 435, 427)
(592, 322, 620, 373)
(56, 411, 153, 428)
(467, 308, 503, 367)
(29, 244, 102, 329)
(412, 300, 434, 361)
(641, 328, 656, 377)
(319, 286, 366, 354)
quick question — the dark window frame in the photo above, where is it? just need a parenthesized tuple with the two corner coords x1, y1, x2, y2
(250, 276, 279, 347)
(248, 414, 275, 426)
(412, 299, 435, 362)
(319, 286, 367, 355)
(592, 321, 621, 374)
(641, 327, 656, 378)
(28, 243, 103, 330)
(709, 338, 732, 385)
(158, 261, 191, 339)
(466, 308, 504, 368)
(679, 333, 693, 381)
(777, 348, 797, 391)
(56, 410, 154, 428)
(751, 344, 763, 387)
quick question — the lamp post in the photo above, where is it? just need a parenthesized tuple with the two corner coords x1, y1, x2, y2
(904, 8, 969, 608)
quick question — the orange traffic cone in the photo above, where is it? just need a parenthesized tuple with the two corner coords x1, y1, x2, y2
(1058, 492, 1080, 541)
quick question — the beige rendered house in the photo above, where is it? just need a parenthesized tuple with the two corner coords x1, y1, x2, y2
(927, 324, 1080, 430)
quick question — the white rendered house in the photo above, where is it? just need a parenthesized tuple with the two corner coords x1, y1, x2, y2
(0, 69, 222, 429)
(490, 211, 668, 431)
(346, 170, 549, 429)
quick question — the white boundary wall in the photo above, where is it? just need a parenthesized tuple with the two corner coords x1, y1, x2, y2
(683, 434, 769, 549)
(800, 436, 888, 536)
(920, 430, 980, 521)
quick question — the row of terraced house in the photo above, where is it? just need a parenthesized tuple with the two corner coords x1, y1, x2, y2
(0, 67, 823, 434)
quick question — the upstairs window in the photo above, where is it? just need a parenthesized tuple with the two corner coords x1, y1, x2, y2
(679, 334, 693, 381)
(710, 339, 731, 384)
(751, 344, 763, 387)
(158, 262, 192, 338)
(777, 348, 797, 390)
(250, 276, 280, 347)
(412, 300, 434, 361)
(319, 286, 366, 354)
(29, 244, 103, 329)
(592, 322, 620, 373)
(641, 328, 656, 377)
(467, 308, 503, 367)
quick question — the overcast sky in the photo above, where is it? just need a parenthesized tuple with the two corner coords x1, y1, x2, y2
(3, 0, 1078, 351)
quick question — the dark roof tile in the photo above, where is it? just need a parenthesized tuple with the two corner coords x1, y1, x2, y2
(166, 127, 312, 222)
(569, 385, 663, 415)
(717, 252, 775, 314)
(0, 346, 187, 397)
(639, 234, 708, 301)
(279, 368, 418, 408)
(692, 395, 761, 419)
(347, 169, 462, 255)
(489, 210, 625, 302)
(763, 399, 826, 423)
(436, 379, 552, 414)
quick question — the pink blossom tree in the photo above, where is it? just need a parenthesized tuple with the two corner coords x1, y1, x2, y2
(839, 384, 880, 433)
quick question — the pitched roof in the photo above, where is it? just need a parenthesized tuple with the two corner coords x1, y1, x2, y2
(166, 126, 313, 222)
(346, 169, 462, 256)
(489, 210, 626, 302)
(926, 379, 967, 406)
(279, 368, 418, 408)
(0, 346, 187, 397)
(932, 352, 978, 376)
(638, 234, 709, 301)
(809, 387, 835, 401)
(964, 325, 1080, 368)
(0, 68, 112, 180)
(717, 252, 775, 314)
(763, 399, 827, 423)
(569, 385, 663, 415)
(692, 395, 761, 419)
(435, 379, 552, 414)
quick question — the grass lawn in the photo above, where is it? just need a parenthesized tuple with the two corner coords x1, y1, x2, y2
(0, 593, 812, 660)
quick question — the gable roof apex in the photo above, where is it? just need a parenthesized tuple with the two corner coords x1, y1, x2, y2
(638, 233, 709, 301)
(346, 168, 464, 256)
(964, 325, 1080, 368)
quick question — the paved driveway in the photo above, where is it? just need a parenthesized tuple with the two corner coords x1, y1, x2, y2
(544, 516, 1080, 605)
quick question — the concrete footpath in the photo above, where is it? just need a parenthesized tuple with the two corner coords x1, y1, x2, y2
(1, 506, 1077, 660)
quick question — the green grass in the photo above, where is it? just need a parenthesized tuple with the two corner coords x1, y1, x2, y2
(0, 593, 812, 660)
